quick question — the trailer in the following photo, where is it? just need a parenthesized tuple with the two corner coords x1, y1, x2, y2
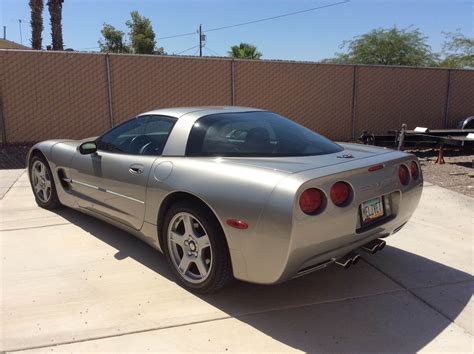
(359, 125, 474, 164)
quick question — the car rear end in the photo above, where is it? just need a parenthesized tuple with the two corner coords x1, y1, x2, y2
(241, 147, 423, 284)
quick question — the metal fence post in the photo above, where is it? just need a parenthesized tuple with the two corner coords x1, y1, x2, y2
(443, 69, 452, 129)
(105, 53, 114, 128)
(351, 65, 358, 141)
(0, 96, 6, 145)
(231, 60, 236, 106)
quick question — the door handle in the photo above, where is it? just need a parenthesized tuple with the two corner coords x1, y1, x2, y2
(129, 164, 144, 175)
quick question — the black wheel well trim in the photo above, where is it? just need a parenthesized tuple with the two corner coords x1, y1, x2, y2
(156, 190, 228, 252)
(29, 148, 45, 161)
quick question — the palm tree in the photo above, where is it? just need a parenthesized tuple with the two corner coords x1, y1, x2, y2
(29, 0, 44, 50)
(228, 43, 262, 59)
(47, 0, 64, 50)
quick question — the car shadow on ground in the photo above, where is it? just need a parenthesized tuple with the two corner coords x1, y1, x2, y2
(55, 208, 472, 352)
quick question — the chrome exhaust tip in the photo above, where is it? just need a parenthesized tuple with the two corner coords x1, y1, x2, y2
(352, 254, 361, 265)
(334, 252, 361, 270)
(362, 243, 379, 254)
(377, 240, 386, 251)
(361, 239, 386, 254)
(335, 257, 353, 270)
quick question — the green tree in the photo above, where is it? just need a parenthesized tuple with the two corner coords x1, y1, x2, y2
(126, 11, 163, 54)
(228, 43, 262, 59)
(98, 24, 130, 53)
(29, 0, 44, 50)
(47, 0, 64, 50)
(439, 31, 474, 68)
(323, 26, 437, 66)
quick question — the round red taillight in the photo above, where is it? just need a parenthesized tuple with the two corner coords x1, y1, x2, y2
(330, 182, 352, 207)
(399, 165, 410, 185)
(299, 188, 323, 214)
(410, 161, 419, 180)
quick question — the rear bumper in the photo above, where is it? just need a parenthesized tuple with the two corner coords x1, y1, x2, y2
(287, 183, 423, 280)
(234, 155, 423, 284)
(290, 208, 414, 279)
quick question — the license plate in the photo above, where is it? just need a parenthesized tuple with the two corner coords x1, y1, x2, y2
(360, 197, 385, 225)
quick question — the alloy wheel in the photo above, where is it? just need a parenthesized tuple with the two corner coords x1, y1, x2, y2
(167, 212, 213, 284)
(31, 160, 52, 203)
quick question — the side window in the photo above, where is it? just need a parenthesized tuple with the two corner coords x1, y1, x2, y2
(97, 115, 176, 155)
(97, 117, 149, 154)
(140, 116, 177, 155)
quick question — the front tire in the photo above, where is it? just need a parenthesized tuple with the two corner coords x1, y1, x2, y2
(162, 201, 232, 294)
(29, 154, 61, 209)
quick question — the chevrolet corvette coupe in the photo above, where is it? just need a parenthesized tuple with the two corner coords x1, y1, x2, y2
(28, 107, 423, 293)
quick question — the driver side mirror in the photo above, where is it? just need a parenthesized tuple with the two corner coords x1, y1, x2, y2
(79, 141, 97, 155)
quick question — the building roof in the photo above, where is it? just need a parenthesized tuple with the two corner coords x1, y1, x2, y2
(0, 39, 30, 50)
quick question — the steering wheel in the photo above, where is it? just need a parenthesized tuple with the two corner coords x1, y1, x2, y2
(129, 135, 150, 154)
(139, 142, 154, 155)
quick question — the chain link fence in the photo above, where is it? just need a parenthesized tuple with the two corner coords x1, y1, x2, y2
(0, 49, 473, 144)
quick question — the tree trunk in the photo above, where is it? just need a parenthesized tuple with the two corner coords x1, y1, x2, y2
(47, 0, 64, 50)
(29, 0, 44, 50)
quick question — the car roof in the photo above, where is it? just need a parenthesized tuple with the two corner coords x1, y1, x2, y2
(138, 106, 264, 119)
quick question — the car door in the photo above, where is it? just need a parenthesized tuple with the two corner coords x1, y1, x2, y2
(70, 115, 177, 230)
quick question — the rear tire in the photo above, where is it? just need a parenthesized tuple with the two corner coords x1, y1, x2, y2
(162, 201, 233, 294)
(29, 154, 61, 209)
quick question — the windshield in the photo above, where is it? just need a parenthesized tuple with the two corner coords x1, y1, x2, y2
(186, 111, 343, 157)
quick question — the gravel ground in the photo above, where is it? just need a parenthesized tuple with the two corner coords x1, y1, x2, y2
(410, 148, 474, 198)
(1, 145, 473, 198)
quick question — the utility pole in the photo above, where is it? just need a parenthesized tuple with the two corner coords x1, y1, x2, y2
(198, 24, 203, 57)
(3, 26, 6, 40)
(18, 19, 23, 45)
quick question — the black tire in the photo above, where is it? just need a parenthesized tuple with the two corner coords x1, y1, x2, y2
(29, 154, 61, 209)
(162, 201, 233, 294)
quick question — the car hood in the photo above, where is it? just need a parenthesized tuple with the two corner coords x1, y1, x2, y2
(215, 143, 394, 174)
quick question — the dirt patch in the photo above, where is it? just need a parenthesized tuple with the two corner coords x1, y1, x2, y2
(409, 149, 474, 198)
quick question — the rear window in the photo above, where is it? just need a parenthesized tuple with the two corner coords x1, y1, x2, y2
(186, 111, 343, 157)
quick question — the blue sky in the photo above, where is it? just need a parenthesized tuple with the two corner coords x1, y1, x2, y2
(1, 0, 472, 61)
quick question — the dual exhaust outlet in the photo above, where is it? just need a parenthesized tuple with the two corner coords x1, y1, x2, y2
(361, 238, 386, 254)
(334, 251, 361, 270)
(334, 238, 386, 270)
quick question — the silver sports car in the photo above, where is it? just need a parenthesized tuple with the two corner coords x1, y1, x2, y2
(28, 106, 423, 293)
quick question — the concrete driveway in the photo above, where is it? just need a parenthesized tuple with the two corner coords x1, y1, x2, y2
(1, 170, 472, 353)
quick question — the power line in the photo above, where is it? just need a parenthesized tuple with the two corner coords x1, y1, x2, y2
(78, 44, 199, 53)
(157, 31, 196, 40)
(157, 0, 349, 40)
(175, 44, 200, 55)
(205, 0, 349, 33)
(204, 47, 221, 56)
(81, 1, 350, 52)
